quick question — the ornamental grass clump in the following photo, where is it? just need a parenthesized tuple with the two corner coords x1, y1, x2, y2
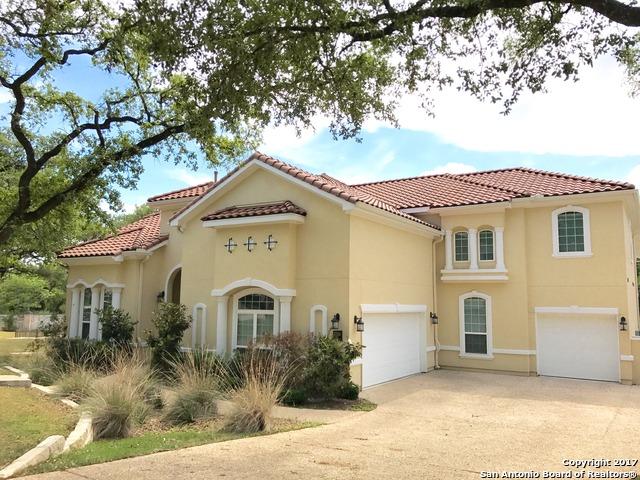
(55, 364, 97, 402)
(224, 349, 290, 433)
(163, 350, 225, 425)
(84, 355, 155, 439)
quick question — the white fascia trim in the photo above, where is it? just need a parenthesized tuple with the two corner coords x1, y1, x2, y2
(439, 345, 461, 351)
(360, 304, 428, 314)
(513, 189, 635, 208)
(534, 306, 619, 316)
(146, 240, 168, 253)
(67, 278, 126, 289)
(170, 160, 354, 226)
(621, 355, 635, 361)
(402, 207, 430, 214)
(60, 255, 124, 266)
(211, 277, 296, 298)
(349, 203, 442, 238)
(202, 213, 305, 228)
(493, 348, 536, 355)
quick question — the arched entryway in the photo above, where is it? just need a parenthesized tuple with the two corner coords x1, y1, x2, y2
(165, 265, 182, 304)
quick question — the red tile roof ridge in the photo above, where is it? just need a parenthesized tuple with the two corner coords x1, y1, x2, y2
(147, 181, 215, 203)
(462, 166, 634, 188)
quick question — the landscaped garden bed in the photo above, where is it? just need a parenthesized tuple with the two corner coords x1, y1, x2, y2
(0, 387, 75, 469)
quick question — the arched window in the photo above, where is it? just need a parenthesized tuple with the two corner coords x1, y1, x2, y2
(165, 265, 182, 303)
(478, 229, 495, 261)
(459, 292, 492, 357)
(552, 206, 591, 257)
(454, 231, 469, 262)
(235, 293, 276, 347)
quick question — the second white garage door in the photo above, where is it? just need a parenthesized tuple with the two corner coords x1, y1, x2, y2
(536, 313, 619, 382)
(362, 312, 422, 388)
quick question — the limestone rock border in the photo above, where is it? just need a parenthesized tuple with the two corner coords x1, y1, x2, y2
(0, 365, 94, 479)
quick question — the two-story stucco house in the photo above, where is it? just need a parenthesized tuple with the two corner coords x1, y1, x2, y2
(58, 152, 640, 387)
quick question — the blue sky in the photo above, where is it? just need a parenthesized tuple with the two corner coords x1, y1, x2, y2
(4, 54, 640, 212)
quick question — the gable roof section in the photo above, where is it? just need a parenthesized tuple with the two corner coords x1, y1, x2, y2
(147, 181, 215, 203)
(58, 213, 166, 258)
(170, 152, 441, 230)
(201, 201, 307, 221)
(351, 167, 634, 209)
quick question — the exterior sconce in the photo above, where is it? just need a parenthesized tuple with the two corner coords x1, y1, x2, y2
(620, 316, 627, 331)
(264, 234, 278, 251)
(430, 312, 439, 324)
(354, 315, 365, 332)
(331, 313, 340, 330)
(244, 236, 257, 252)
(156, 291, 165, 303)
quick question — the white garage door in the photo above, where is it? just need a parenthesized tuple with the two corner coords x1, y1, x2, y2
(536, 314, 619, 382)
(362, 313, 422, 388)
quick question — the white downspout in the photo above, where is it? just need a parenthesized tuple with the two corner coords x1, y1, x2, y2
(432, 233, 444, 370)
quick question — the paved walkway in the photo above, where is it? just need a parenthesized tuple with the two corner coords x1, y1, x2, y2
(25, 370, 640, 480)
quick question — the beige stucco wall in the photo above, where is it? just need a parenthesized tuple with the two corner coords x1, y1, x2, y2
(435, 198, 638, 382)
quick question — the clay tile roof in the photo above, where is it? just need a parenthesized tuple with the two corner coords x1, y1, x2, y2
(147, 181, 215, 203)
(201, 201, 307, 221)
(58, 213, 167, 258)
(350, 167, 634, 209)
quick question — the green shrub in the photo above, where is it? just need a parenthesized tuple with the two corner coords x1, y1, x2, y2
(338, 381, 360, 400)
(84, 356, 154, 439)
(281, 387, 307, 406)
(302, 336, 361, 400)
(163, 351, 224, 425)
(40, 313, 67, 338)
(23, 351, 59, 385)
(145, 303, 191, 372)
(44, 338, 117, 373)
(96, 307, 137, 346)
(55, 365, 97, 402)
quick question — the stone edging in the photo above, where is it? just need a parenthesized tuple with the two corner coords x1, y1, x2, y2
(0, 366, 94, 479)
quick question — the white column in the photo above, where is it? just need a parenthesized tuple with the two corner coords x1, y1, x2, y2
(201, 307, 207, 349)
(89, 286, 101, 340)
(68, 287, 81, 338)
(279, 296, 292, 332)
(215, 296, 228, 355)
(468, 228, 479, 270)
(111, 287, 122, 309)
(444, 230, 453, 270)
(495, 226, 505, 271)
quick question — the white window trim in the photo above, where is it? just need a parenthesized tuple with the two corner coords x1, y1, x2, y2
(80, 287, 92, 340)
(192, 303, 208, 349)
(551, 205, 592, 258)
(309, 305, 328, 335)
(164, 264, 182, 302)
(458, 291, 493, 359)
(231, 288, 279, 350)
(454, 230, 469, 262)
(477, 229, 495, 262)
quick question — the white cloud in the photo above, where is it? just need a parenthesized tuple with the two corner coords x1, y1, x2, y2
(0, 89, 12, 104)
(626, 164, 640, 187)
(421, 162, 478, 176)
(165, 168, 213, 186)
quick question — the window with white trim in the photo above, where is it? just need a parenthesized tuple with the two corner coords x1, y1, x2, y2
(478, 229, 494, 261)
(552, 206, 591, 257)
(459, 292, 492, 356)
(236, 293, 276, 347)
(102, 288, 113, 308)
(81, 288, 92, 339)
(454, 231, 469, 261)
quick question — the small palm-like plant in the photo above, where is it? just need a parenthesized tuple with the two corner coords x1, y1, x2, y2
(163, 350, 225, 425)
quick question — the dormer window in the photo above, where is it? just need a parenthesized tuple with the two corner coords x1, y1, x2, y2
(552, 206, 592, 257)
(454, 231, 469, 262)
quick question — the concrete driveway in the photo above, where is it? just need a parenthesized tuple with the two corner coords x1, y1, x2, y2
(26, 370, 640, 480)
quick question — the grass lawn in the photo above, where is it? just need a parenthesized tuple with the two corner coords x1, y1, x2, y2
(26, 420, 320, 476)
(0, 366, 15, 375)
(0, 337, 36, 357)
(0, 387, 76, 468)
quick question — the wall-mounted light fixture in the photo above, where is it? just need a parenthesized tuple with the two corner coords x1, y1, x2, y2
(224, 238, 237, 254)
(430, 312, 439, 324)
(331, 313, 340, 330)
(620, 316, 628, 331)
(354, 315, 365, 332)
(156, 291, 165, 303)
